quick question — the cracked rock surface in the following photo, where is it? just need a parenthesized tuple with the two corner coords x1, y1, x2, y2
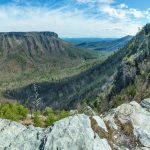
(104, 100, 150, 150)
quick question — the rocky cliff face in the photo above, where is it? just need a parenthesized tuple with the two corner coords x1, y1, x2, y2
(89, 23, 150, 111)
(114, 25, 149, 89)
(0, 99, 150, 150)
(0, 32, 70, 58)
(107, 24, 150, 103)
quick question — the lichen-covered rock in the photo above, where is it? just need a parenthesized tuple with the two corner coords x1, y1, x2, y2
(104, 109, 118, 130)
(93, 116, 108, 132)
(116, 101, 150, 148)
(69, 109, 78, 115)
(104, 100, 150, 149)
(1, 100, 150, 150)
(0, 114, 111, 150)
(83, 106, 96, 116)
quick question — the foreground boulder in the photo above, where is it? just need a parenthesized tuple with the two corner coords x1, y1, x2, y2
(104, 100, 150, 149)
(0, 99, 150, 150)
(0, 114, 111, 150)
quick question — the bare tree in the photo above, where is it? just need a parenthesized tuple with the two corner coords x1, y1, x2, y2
(28, 83, 41, 118)
(32, 83, 41, 111)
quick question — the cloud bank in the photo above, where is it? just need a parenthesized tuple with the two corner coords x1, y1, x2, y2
(0, 0, 149, 37)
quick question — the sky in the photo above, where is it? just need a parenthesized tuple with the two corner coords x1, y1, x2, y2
(0, 0, 150, 37)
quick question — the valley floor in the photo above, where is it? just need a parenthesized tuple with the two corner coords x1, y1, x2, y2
(0, 55, 107, 103)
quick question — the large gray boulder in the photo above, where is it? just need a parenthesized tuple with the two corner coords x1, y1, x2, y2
(116, 101, 150, 148)
(104, 100, 150, 149)
(0, 114, 111, 150)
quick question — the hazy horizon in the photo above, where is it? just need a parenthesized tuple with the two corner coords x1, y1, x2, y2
(0, 31, 133, 38)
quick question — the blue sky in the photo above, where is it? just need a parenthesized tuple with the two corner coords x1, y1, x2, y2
(0, 0, 150, 37)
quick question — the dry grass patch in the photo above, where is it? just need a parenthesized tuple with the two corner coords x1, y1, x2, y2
(90, 117, 113, 149)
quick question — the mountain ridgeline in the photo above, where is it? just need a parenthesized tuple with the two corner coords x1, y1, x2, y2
(3, 24, 150, 111)
(66, 35, 133, 52)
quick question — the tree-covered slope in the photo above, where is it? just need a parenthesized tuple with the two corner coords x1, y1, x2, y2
(90, 24, 150, 112)
(4, 24, 150, 111)
(4, 35, 131, 109)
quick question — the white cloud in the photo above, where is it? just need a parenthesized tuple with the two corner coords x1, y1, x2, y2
(129, 8, 144, 18)
(98, 0, 114, 3)
(145, 8, 150, 20)
(76, 0, 114, 4)
(101, 5, 126, 19)
(100, 3, 150, 21)
(77, 0, 147, 21)
(0, 5, 142, 37)
(119, 3, 128, 9)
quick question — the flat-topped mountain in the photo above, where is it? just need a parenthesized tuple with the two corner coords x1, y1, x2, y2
(0, 31, 96, 72)
(0, 31, 58, 37)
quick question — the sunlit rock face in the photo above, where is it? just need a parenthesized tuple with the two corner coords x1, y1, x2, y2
(0, 114, 111, 150)
(104, 100, 150, 149)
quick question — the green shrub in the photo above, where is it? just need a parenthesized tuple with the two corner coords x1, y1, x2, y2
(33, 111, 42, 127)
(45, 109, 69, 127)
(112, 96, 124, 108)
(127, 84, 137, 98)
(0, 103, 69, 128)
(59, 110, 69, 119)
(45, 114, 59, 127)
(0, 103, 28, 121)
(18, 104, 29, 119)
(44, 107, 54, 116)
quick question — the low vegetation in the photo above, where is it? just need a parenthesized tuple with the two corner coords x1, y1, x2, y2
(0, 102, 69, 127)
(34, 107, 69, 127)
(0, 103, 28, 121)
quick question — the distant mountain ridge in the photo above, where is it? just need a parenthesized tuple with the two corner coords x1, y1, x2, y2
(63, 37, 117, 44)
(76, 35, 133, 51)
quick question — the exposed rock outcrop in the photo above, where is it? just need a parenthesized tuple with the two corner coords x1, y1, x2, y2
(0, 99, 150, 150)
(96, 24, 150, 108)
(83, 106, 97, 116)
(0, 114, 111, 150)
(104, 100, 150, 149)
